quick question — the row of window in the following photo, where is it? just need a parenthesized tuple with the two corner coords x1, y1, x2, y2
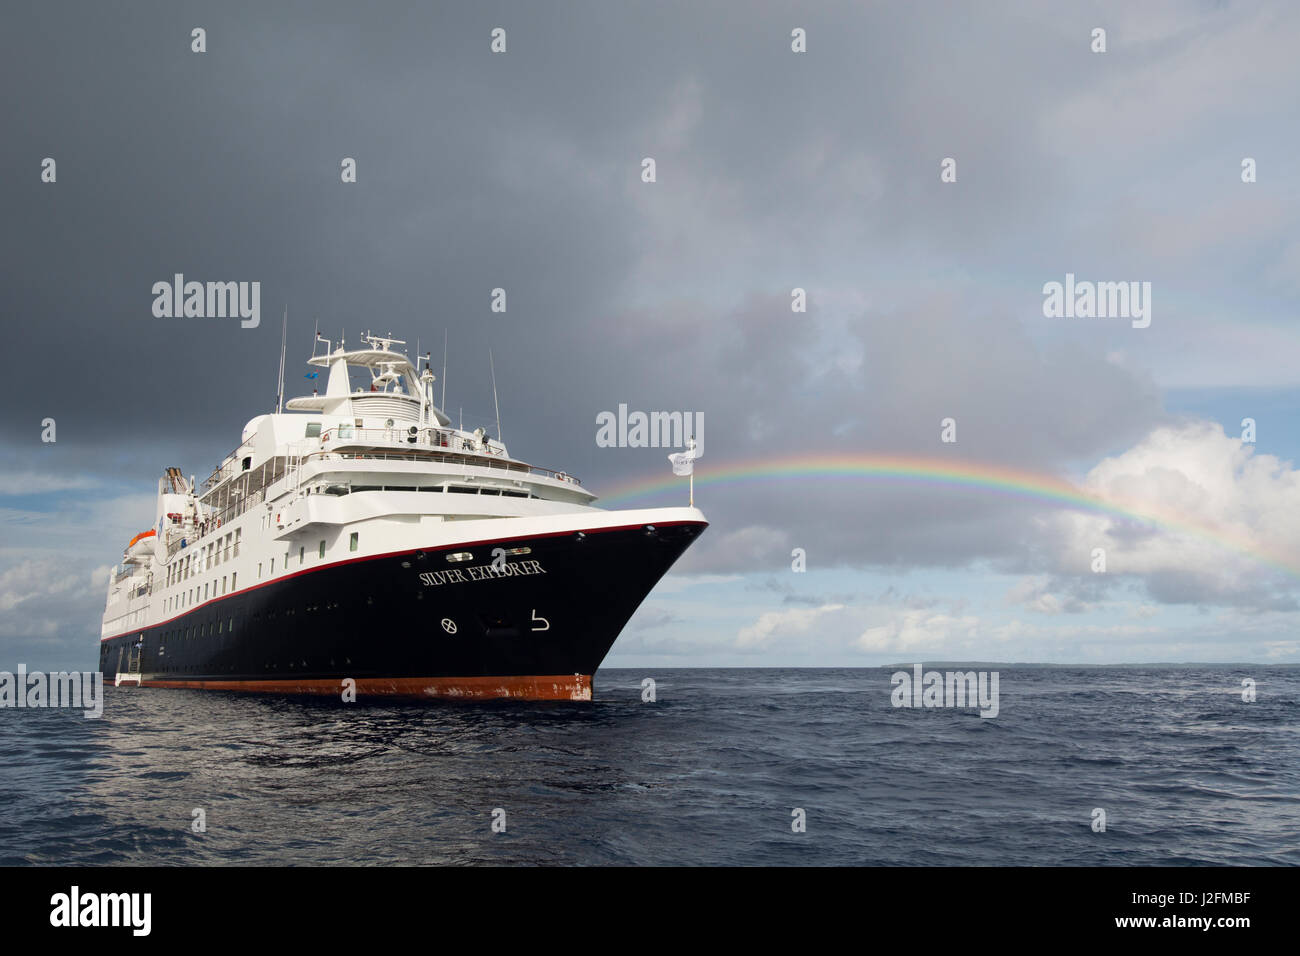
(142, 593, 362, 658)
(166, 529, 241, 588)
(165, 572, 236, 614)
(160, 616, 235, 646)
(313, 484, 534, 498)
(112, 591, 389, 671)
(162, 531, 363, 616)
(256, 532, 360, 580)
(140, 598, 359, 663)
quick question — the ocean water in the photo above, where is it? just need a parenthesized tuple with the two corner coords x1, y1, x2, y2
(1, 667, 1297, 866)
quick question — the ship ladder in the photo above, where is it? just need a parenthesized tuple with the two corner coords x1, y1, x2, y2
(116, 645, 144, 687)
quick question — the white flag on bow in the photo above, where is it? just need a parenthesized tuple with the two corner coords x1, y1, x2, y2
(668, 438, 700, 476)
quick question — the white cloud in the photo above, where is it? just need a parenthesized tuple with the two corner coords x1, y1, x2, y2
(856, 610, 982, 655)
(653, 572, 743, 594)
(736, 602, 845, 649)
(0, 473, 99, 496)
(1044, 420, 1300, 606)
(1004, 575, 1094, 614)
(0, 558, 81, 612)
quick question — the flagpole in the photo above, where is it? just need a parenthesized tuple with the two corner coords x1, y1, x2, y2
(670, 438, 698, 508)
(688, 437, 695, 506)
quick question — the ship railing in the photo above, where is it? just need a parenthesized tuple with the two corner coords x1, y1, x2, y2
(317, 426, 581, 484)
(292, 446, 583, 488)
(320, 425, 505, 458)
(200, 439, 255, 494)
(166, 530, 195, 560)
(166, 484, 267, 558)
(170, 439, 583, 557)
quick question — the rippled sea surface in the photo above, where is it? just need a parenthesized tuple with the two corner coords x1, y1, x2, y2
(1, 667, 1297, 865)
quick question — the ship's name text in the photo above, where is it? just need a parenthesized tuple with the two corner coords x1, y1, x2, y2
(419, 560, 547, 587)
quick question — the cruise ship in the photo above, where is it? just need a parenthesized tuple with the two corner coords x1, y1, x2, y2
(98, 332, 706, 700)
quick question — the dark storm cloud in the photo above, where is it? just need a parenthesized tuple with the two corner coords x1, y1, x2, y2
(2, 1, 1155, 450)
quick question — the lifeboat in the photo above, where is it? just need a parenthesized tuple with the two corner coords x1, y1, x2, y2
(124, 529, 156, 564)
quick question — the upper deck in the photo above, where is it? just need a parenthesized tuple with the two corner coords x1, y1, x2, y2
(283, 332, 450, 424)
(155, 329, 593, 561)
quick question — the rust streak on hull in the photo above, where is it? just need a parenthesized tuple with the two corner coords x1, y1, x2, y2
(139, 674, 594, 701)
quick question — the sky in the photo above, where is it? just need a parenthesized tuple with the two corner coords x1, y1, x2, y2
(1, 0, 1297, 671)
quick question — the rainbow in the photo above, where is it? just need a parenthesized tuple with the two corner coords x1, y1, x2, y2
(597, 453, 1300, 580)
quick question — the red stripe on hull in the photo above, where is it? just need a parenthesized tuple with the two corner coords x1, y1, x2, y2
(136, 673, 593, 701)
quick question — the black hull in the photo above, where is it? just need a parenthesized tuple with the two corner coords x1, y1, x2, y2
(99, 519, 705, 700)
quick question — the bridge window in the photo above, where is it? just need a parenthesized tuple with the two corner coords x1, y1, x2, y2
(305, 422, 322, 438)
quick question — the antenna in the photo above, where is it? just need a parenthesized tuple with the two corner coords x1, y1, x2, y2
(440, 329, 448, 411)
(275, 305, 287, 413)
(490, 349, 502, 443)
(314, 318, 335, 357)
